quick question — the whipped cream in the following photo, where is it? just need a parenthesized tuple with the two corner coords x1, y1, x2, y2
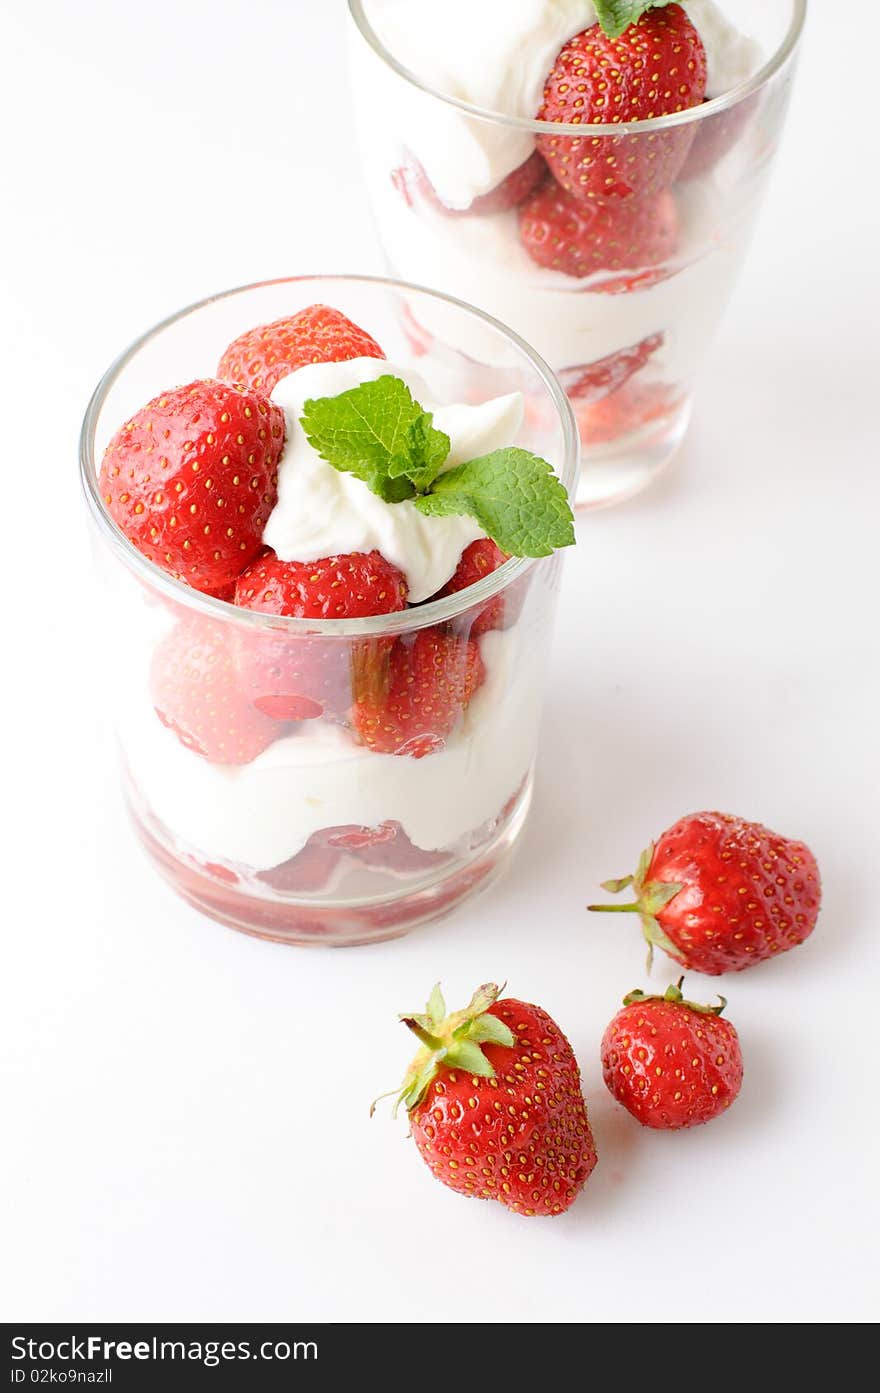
(263, 357, 524, 602)
(359, 0, 763, 207)
(123, 627, 542, 870)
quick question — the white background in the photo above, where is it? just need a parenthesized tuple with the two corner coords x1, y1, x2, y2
(2, 1, 878, 1324)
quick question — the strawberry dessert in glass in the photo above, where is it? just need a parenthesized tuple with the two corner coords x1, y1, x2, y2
(80, 277, 578, 946)
(348, 0, 806, 508)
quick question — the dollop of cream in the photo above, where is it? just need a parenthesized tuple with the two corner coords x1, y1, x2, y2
(262, 357, 523, 603)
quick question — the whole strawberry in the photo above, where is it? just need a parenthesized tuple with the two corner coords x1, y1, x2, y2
(537, 6, 706, 204)
(233, 548, 408, 720)
(376, 982, 597, 1216)
(589, 811, 821, 974)
(217, 304, 384, 396)
(601, 979, 743, 1129)
(151, 619, 281, 765)
(352, 628, 484, 758)
(519, 182, 678, 285)
(99, 379, 284, 596)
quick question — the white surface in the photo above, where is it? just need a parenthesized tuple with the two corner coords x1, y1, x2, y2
(1, 0, 877, 1324)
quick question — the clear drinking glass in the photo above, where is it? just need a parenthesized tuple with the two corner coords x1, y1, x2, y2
(80, 276, 579, 947)
(348, 0, 806, 508)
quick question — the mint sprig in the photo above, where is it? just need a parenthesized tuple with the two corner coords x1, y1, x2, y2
(593, 0, 672, 39)
(414, 449, 574, 558)
(300, 375, 450, 504)
(300, 375, 574, 559)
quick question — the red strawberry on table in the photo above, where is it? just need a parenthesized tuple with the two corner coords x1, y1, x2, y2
(99, 380, 284, 596)
(217, 304, 384, 396)
(393, 149, 547, 216)
(519, 181, 678, 285)
(352, 628, 484, 758)
(537, 5, 707, 204)
(601, 979, 743, 1129)
(589, 811, 821, 974)
(233, 549, 408, 720)
(375, 982, 597, 1216)
(434, 539, 512, 637)
(151, 618, 281, 765)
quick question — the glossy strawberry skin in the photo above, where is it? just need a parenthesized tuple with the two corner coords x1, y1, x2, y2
(150, 619, 281, 765)
(601, 996, 743, 1129)
(232, 550, 408, 721)
(217, 304, 385, 396)
(352, 628, 484, 758)
(234, 549, 408, 621)
(519, 181, 678, 284)
(393, 150, 547, 216)
(537, 6, 706, 204)
(648, 812, 821, 975)
(435, 539, 511, 637)
(411, 997, 597, 1216)
(99, 380, 284, 596)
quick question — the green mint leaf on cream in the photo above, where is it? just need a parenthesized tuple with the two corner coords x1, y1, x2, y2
(388, 412, 451, 492)
(593, 0, 672, 39)
(300, 375, 449, 502)
(414, 449, 575, 558)
(300, 375, 575, 559)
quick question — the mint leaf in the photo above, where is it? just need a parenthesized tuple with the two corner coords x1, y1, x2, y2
(593, 0, 672, 39)
(302, 374, 574, 559)
(300, 375, 449, 502)
(414, 448, 575, 558)
(392, 412, 451, 491)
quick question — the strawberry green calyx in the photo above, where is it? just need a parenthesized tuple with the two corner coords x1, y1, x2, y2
(593, 0, 673, 39)
(371, 982, 515, 1119)
(622, 978, 728, 1017)
(587, 841, 684, 968)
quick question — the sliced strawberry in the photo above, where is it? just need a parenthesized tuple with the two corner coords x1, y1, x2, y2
(559, 333, 664, 403)
(217, 304, 384, 396)
(150, 618, 282, 765)
(574, 380, 681, 447)
(99, 380, 284, 596)
(537, 6, 706, 204)
(257, 821, 450, 894)
(393, 150, 547, 216)
(232, 549, 408, 720)
(435, 539, 511, 637)
(352, 628, 484, 758)
(519, 181, 678, 284)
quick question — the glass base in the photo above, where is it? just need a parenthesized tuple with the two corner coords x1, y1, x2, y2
(125, 777, 533, 947)
(575, 395, 691, 510)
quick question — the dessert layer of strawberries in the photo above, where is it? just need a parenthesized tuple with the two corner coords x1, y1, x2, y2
(99, 305, 512, 775)
(390, 3, 744, 446)
(396, 7, 717, 280)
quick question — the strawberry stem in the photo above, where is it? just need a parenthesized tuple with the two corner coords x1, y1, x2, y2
(587, 902, 641, 913)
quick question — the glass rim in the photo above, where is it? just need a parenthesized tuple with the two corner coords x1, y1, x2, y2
(348, 0, 807, 135)
(79, 273, 580, 639)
